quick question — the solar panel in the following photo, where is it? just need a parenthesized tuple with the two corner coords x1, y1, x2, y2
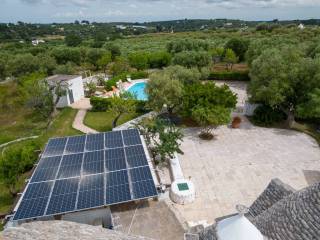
(106, 184, 131, 204)
(106, 170, 129, 187)
(23, 182, 53, 199)
(105, 131, 123, 148)
(132, 180, 158, 199)
(129, 166, 153, 183)
(43, 138, 67, 157)
(13, 129, 158, 221)
(125, 145, 148, 168)
(12, 182, 53, 221)
(46, 178, 79, 215)
(122, 129, 142, 146)
(77, 174, 104, 210)
(86, 133, 104, 151)
(13, 197, 49, 220)
(82, 151, 104, 175)
(105, 148, 126, 172)
(65, 135, 85, 154)
(57, 153, 83, 178)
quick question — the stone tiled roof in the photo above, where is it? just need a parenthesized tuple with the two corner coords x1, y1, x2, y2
(252, 181, 320, 240)
(246, 178, 295, 218)
(1, 221, 150, 240)
(186, 179, 320, 240)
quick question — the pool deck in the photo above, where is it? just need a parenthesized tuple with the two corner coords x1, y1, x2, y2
(96, 79, 148, 98)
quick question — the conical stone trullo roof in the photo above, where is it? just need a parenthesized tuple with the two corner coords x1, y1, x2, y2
(252, 181, 320, 240)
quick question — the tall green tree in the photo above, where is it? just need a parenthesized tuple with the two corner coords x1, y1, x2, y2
(97, 51, 112, 74)
(182, 82, 237, 138)
(128, 51, 149, 70)
(134, 117, 184, 163)
(109, 57, 130, 76)
(109, 93, 136, 128)
(65, 34, 82, 47)
(248, 47, 320, 127)
(224, 49, 238, 70)
(225, 38, 249, 62)
(172, 51, 211, 68)
(146, 71, 184, 115)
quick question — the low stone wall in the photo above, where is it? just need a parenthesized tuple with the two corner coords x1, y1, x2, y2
(113, 111, 156, 131)
(247, 178, 295, 218)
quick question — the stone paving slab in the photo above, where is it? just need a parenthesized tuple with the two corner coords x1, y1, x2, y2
(111, 200, 185, 240)
(174, 124, 320, 225)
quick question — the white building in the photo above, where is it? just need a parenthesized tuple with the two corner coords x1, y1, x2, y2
(298, 23, 305, 30)
(47, 75, 84, 108)
(31, 39, 45, 46)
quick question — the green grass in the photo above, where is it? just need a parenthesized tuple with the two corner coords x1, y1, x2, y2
(84, 111, 142, 132)
(0, 107, 81, 217)
(0, 83, 48, 145)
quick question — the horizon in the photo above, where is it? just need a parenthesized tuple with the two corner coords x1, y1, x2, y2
(0, 17, 319, 25)
(1, 0, 320, 23)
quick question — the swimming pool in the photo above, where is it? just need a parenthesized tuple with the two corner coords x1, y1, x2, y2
(127, 82, 148, 101)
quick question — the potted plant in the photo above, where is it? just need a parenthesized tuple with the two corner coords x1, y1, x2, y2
(232, 116, 242, 128)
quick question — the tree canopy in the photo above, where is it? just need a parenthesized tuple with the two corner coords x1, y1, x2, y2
(248, 47, 320, 126)
(146, 70, 184, 114)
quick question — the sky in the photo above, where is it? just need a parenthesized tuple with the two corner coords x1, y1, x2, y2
(0, 0, 320, 23)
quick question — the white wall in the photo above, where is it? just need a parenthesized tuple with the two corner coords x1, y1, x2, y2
(68, 76, 84, 103)
(55, 76, 84, 108)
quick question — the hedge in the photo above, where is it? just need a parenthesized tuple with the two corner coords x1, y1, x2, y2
(208, 71, 250, 81)
(90, 96, 148, 113)
(90, 96, 111, 112)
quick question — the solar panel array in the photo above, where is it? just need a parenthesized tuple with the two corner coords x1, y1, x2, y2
(13, 129, 158, 221)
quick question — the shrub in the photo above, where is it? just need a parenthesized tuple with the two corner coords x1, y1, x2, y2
(252, 105, 286, 125)
(130, 71, 149, 80)
(0, 141, 39, 196)
(208, 71, 250, 81)
(104, 74, 125, 91)
(90, 96, 111, 112)
(148, 51, 171, 68)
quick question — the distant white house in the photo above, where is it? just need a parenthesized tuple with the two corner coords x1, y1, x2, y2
(47, 75, 84, 108)
(31, 39, 45, 46)
(298, 23, 305, 30)
(116, 25, 127, 30)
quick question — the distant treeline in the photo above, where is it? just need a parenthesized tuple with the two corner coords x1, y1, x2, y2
(1, 18, 320, 42)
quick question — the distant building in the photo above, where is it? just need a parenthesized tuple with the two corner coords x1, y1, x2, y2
(298, 23, 305, 30)
(47, 75, 84, 108)
(132, 25, 147, 29)
(116, 25, 127, 30)
(31, 39, 45, 46)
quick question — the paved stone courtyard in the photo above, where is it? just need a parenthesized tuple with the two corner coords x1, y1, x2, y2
(168, 80, 320, 225)
(173, 124, 320, 225)
(111, 200, 185, 240)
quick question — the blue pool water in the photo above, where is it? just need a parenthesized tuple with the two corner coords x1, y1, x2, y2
(127, 82, 148, 101)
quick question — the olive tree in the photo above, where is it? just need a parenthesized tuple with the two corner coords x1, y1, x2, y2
(146, 71, 184, 115)
(248, 47, 320, 127)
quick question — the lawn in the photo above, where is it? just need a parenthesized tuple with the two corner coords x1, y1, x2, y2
(0, 82, 47, 145)
(84, 111, 143, 132)
(0, 107, 81, 218)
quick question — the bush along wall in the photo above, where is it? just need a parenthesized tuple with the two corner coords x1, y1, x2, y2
(208, 71, 250, 81)
(90, 96, 111, 111)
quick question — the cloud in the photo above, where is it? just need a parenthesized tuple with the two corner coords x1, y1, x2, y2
(20, 0, 320, 8)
